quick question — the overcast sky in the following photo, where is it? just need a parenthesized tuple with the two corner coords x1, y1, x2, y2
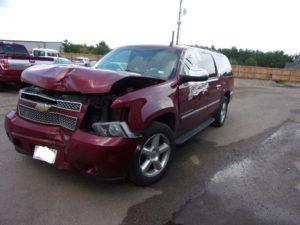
(0, 0, 299, 54)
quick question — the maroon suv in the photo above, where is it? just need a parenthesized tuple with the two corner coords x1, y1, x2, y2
(5, 45, 234, 185)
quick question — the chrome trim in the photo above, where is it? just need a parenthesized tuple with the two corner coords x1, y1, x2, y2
(18, 104, 78, 130)
(181, 100, 220, 120)
(208, 78, 218, 82)
(20, 90, 82, 112)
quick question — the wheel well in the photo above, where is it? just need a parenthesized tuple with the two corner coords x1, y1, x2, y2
(224, 91, 231, 102)
(153, 113, 176, 131)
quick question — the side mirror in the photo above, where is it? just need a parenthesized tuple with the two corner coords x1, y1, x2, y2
(181, 68, 209, 82)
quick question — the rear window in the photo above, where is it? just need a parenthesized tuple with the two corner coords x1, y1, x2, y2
(0, 43, 29, 57)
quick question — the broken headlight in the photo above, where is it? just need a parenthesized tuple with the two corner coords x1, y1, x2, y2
(92, 121, 136, 137)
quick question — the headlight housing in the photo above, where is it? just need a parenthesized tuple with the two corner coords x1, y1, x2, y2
(92, 121, 137, 137)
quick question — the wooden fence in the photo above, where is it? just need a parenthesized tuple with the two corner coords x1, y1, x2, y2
(232, 65, 300, 82)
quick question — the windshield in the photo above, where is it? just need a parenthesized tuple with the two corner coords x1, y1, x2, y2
(94, 47, 180, 80)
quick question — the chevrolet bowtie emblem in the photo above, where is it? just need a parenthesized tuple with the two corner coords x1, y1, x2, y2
(35, 103, 51, 113)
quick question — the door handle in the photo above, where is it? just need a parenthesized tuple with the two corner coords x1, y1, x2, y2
(216, 84, 222, 89)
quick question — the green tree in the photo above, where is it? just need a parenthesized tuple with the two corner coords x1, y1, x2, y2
(218, 47, 292, 68)
(245, 56, 258, 66)
(62, 40, 111, 55)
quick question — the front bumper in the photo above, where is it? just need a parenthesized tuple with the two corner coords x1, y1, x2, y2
(5, 111, 141, 178)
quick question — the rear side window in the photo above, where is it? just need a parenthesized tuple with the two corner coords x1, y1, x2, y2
(0, 43, 29, 57)
(214, 55, 233, 76)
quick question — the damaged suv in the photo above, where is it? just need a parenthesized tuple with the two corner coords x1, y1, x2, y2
(5, 45, 234, 185)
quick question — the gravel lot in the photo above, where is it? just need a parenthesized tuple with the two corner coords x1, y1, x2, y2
(0, 79, 300, 225)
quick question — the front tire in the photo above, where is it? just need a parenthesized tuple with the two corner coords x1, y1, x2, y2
(129, 122, 175, 186)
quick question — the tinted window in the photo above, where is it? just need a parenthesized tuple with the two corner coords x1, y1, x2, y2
(94, 47, 180, 80)
(33, 50, 45, 57)
(214, 55, 232, 76)
(0, 43, 29, 57)
(47, 52, 58, 57)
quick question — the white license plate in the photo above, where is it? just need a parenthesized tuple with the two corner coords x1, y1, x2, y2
(33, 146, 57, 164)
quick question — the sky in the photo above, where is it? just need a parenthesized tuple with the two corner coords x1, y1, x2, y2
(0, 0, 299, 54)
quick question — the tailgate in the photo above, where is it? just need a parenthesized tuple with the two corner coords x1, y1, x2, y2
(7, 57, 54, 73)
(8, 58, 32, 72)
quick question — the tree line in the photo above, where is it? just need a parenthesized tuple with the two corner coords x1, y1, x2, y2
(62, 39, 111, 55)
(213, 46, 293, 68)
(62, 40, 296, 68)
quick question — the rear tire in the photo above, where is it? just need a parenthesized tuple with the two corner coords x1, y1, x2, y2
(129, 122, 175, 186)
(212, 96, 228, 127)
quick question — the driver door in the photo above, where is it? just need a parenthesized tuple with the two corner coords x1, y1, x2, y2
(178, 49, 210, 133)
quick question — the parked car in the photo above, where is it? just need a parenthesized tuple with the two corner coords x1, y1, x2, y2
(32, 48, 59, 57)
(5, 45, 234, 185)
(0, 42, 54, 82)
(89, 60, 97, 67)
(72, 57, 90, 67)
(52, 57, 73, 65)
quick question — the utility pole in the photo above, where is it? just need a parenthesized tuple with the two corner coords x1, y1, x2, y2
(176, 0, 183, 45)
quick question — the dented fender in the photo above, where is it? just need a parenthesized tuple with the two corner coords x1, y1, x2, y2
(111, 81, 179, 132)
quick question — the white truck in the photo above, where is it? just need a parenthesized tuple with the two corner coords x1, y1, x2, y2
(32, 48, 59, 57)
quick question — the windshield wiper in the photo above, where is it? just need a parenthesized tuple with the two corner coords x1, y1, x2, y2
(124, 69, 143, 75)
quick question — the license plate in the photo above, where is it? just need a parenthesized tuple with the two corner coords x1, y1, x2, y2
(33, 146, 57, 164)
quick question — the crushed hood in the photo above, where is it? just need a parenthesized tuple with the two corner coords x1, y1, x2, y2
(21, 65, 161, 94)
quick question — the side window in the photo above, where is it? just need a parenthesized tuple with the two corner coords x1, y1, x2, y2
(196, 52, 216, 78)
(182, 49, 216, 78)
(37, 51, 45, 57)
(214, 55, 233, 76)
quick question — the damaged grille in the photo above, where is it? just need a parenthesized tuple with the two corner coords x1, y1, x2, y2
(17, 88, 85, 131)
(18, 104, 77, 130)
(20, 89, 82, 112)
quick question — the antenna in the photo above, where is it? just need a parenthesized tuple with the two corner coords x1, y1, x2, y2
(169, 31, 175, 47)
(176, 0, 183, 45)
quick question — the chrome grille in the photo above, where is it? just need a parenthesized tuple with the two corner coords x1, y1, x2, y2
(56, 101, 81, 111)
(20, 90, 82, 112)
(18, 104, 77, 130)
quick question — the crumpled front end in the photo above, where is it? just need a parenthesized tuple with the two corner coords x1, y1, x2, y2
(5, 86, 142, 178)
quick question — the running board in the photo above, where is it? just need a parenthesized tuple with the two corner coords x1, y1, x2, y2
(175, 118, 215, 145)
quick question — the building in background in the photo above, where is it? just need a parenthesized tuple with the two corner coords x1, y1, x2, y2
(0, 39, 62, 54)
